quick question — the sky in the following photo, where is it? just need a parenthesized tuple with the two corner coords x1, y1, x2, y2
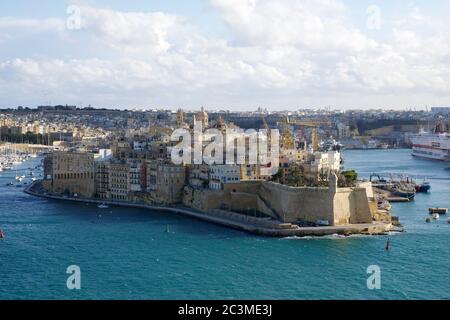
(1, 0, 450, 110)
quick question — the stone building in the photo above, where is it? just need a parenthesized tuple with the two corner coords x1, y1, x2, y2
(240, 163, 272, 181)
(303, 151, 342, 181)
(209, 164, 240, 190)
(109, 161, 130, 201)
(188, 164, 210, 188)
(147, 160, 186, 204)
(95, 161, 109, 199)
(194, 107, 209, 128)
(129, 160, 144, 192)
(43, 155, 53, 180)
(49, 152, 95, 198)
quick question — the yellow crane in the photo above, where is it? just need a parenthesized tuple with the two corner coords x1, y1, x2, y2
(278, 116, 331, 151)
(261, 115, 270, 132)
(277, 116, 295, 149)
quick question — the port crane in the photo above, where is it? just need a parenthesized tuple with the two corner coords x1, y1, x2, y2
(277, 116, 332, 151)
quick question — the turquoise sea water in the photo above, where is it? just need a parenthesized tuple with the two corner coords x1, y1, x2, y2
(1, 149, 449, 300)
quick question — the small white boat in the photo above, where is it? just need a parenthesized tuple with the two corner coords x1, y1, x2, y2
(432, 213, 440, 220)
(98, 203, 109, 209)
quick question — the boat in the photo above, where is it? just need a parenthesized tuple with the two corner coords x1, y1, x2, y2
(370, 174, 416, 200)
(390, 186, 415, 201)
(415, 181, 431, 193)
(411, 127, 450, 162)
(432, 213, 440, 220)
(428, 208, 448, 215)
(98, 203, 109, 209)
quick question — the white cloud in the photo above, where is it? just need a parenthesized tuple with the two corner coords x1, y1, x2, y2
(0, 1, 450, 109)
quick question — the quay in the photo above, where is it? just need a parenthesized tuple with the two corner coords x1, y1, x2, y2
(24, 181, 397, 238)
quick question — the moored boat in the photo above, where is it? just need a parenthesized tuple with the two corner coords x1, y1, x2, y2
(98, 203, 109, 209)
(370, 173, 416, 200)
(411, 126, 450, 162)
(415, 182, 431, 193)
(428, 208, 448, 215)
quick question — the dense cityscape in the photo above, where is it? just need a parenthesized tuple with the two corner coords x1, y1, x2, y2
(1, 105, 449, 237)
(2, 0, 450, 304)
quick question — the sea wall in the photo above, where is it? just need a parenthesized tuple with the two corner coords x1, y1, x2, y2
(259, 182, 335, 224)
(184, 177, 375, 226)
(25, 181, 397, 237)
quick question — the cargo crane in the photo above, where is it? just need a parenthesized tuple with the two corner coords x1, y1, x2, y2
(261, 115, 270, 133)
(278, 116, 332, 151)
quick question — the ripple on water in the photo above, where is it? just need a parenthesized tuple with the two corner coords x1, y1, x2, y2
(1, 151, 450, 299)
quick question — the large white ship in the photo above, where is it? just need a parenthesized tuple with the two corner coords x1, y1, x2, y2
(411, 130, 450, 162)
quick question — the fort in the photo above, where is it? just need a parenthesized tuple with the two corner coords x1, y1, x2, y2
(183, 174, 380, 227)
(27, 170, 397, 237)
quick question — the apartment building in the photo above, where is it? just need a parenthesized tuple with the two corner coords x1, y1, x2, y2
(109, 161, 130, 201)
(209, 164, 240, 190)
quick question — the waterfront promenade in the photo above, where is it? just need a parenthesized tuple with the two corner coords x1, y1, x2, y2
(25, 181, 395, 237)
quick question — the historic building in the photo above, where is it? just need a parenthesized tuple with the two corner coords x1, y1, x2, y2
(49, 152, 95, 198)
(209, 164, 240, 190)
(108, 161, 130, 201)
(147, 160, 186, 204)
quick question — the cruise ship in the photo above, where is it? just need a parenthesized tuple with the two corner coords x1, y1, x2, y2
(411, 129, 450, 162)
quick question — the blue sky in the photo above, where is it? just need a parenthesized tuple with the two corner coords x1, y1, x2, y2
(1, 0, 450, 110)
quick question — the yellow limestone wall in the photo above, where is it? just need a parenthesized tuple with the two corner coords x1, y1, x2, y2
(188, 177, 374, 226)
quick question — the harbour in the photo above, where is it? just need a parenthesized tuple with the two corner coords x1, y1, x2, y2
(1, 149, 450, 299)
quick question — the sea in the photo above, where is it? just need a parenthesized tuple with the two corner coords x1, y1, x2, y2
(0, 149, 449, 300)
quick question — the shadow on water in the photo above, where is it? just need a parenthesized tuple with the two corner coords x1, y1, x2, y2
(42, 198, 249, 239)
